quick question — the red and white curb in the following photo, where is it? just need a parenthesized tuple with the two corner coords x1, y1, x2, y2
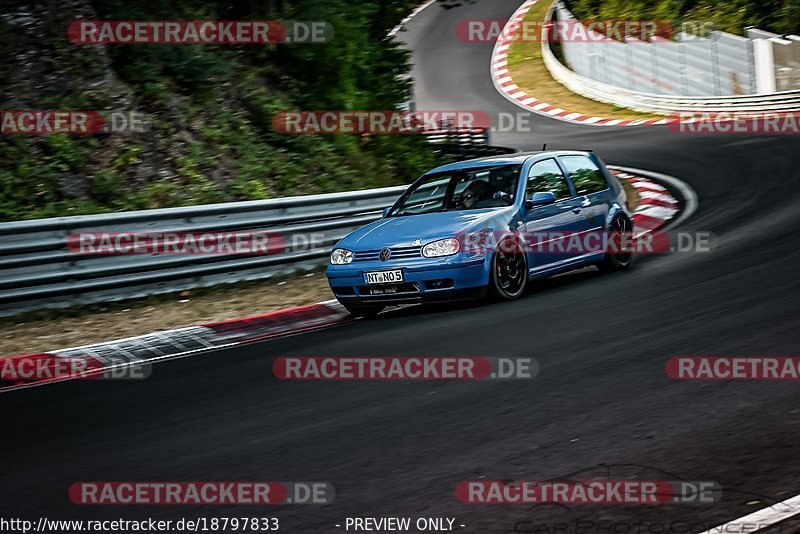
(610, 168, 680, 232)
(491, 0, 670, 127)
(0, 300, 351, 392)
(612, 165, 698, 229)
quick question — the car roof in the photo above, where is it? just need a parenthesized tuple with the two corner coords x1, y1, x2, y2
(426, 150, 594, 174)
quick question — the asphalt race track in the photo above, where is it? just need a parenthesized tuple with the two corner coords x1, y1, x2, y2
(3, 0, 800, 531)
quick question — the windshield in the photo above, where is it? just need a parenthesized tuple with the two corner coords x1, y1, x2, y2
(391, 164, 522, 216)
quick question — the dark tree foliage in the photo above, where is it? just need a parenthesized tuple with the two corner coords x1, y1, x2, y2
(566, 0, 800, 36)
(0, 0, 444, 220)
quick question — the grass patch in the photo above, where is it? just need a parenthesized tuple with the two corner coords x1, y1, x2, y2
(619, 175, 642, 212)
(0, 272, 334, 355)
(506, 0, 662, 121)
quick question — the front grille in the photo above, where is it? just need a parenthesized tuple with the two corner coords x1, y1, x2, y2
(353, 246, 421, 262)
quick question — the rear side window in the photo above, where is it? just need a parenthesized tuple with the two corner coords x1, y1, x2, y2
(526, 159, 572, 201)
(560, 155, 608, 195)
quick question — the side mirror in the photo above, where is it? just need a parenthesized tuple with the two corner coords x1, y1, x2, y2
(382, 207, 391, 218)
(525, 191, 556, 209)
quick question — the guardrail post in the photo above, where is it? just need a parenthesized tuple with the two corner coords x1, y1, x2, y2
(711, 35, 722, 96)
(753, 38, 777, 93)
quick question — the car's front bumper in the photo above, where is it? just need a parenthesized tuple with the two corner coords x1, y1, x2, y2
(326, 256, 490, 305)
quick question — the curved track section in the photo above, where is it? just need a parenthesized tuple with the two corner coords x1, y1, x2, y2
(3, 1, 800, 531)
(491, 0, 669, 126)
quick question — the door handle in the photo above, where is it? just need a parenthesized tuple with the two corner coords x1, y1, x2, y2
(572, 207, 582, 214)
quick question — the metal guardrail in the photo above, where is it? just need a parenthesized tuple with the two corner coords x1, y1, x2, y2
(0, 186, 405, 317)
(426, 129, 520, 158)
(541, 3, 800, 114)
(0, 138, 517, 318)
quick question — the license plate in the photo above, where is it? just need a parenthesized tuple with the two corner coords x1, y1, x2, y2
(364, 269, 404, 285)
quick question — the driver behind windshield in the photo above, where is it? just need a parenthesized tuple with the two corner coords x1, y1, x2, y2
(391, 164, 522, 216)
(459, 166, 520, 209)
(460, 179, 493, 209)
(489, 166, 518, 203)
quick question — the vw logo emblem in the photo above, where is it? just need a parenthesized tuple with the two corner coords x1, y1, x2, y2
(379, 248, 392, 261)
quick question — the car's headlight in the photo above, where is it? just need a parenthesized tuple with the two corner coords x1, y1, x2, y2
(422, 238, 461, 258)
(330, 248, 353, 265)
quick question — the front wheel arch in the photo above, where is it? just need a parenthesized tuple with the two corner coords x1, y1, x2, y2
(487, 237, 528, 300)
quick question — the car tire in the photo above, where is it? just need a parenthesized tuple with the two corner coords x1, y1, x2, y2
(598, 215, 634, 272)
(342, 303, 385, 319)
(488, 238, 528, 300)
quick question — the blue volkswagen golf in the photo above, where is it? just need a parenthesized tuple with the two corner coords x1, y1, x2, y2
(326, 151, 634, 317)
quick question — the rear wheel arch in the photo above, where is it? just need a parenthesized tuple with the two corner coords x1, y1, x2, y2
(598, 214, 634, 272)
